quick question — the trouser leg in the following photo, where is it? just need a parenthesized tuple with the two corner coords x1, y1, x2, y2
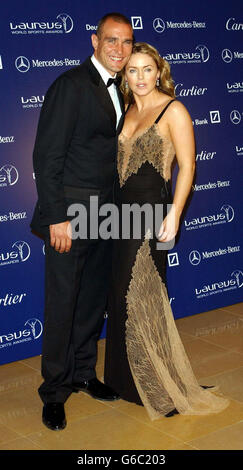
(38, 237, 89, 403)
(39, 236, 112, 403)
(72, 237, 112, 382)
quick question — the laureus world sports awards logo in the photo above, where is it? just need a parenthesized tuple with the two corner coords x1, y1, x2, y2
(9, 13, 73, 35)
(0, 241, 31, 267)
(195, 269, 243, 299)
(24, 318, 43, 340)
(164, 44, 210, 65)
(184, 204, 235, 231)
(0, 164, 19, 187)
(0, 318, 43, 349)
(56, 14, 73, 33)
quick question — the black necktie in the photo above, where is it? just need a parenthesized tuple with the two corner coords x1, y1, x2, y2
(107, 76, 122, 88)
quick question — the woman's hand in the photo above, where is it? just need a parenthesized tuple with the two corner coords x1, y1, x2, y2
(157, 205, 180, 243)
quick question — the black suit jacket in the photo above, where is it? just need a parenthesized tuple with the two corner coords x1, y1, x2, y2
(31, 57, 125, 235)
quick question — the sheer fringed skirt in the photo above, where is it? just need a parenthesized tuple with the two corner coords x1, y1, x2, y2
(125, 235, 229, 420)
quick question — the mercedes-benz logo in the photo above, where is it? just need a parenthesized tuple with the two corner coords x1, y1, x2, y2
(153, 18, 165, 33)
(189, 250, 201, 266)
(221, 48, 233, 63)
(230, 110, 241, 125)
(15, 56, 30, 73)
(195, 45, 210, 63)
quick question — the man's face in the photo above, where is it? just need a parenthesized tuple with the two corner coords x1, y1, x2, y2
(91, 18, 133, 76)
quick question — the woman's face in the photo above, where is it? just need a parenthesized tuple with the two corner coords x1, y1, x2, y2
(125, 52, 160, 97)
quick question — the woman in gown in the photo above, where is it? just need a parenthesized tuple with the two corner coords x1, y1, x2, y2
(104, 42, 229, 420)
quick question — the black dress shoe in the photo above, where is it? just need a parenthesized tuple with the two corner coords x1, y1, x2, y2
(165, 408, 179, 418)
(42, 402, 66, 431)
(73, 377, 120, 401)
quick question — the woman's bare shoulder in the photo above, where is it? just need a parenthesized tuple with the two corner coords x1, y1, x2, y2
(164, 99, 193, 127)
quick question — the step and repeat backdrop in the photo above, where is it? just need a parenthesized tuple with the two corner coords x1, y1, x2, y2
(0, 0, 242, 364)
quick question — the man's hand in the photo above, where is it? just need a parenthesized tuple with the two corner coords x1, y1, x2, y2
(49, 221, 72, 253)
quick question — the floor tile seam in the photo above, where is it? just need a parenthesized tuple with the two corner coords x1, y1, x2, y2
(0, 419, 44, 437)
(67, 407, 117, 424)
(64, 397, 243, 435)
(112, 407, 186, 446)
(220, 307, 243, 315)
(0, 427, 24, 445)
(186, 419, 243, 446)
(24, 408, 116, 435)
(0, 400, 120, 430)
(180, 334, 236, 351)
(18, 359, 41, 372)
(151, 413, 243, 444)
(179, 415, 243, 443)
(25, 425, 183, 452)
(183, 443, 199, 450)
(0, 434, 43, 450)
(69, 404, 121, 420)
(223, 310, 243, 320)
(21, 434, 47, 450)
(195, 388, 243, 407)
(198, 364, 243, 383)
(224, 395, 243, 405)
(176, 329, 198, 340)
(191, 335, 243, 352)
(112, 399, 243, 443)
(226, 397, 243, 406)
(198, 365, 243, 380)
(0, 365, 41, 379)
(193, 364, 242, 381)
(87, 398, 124, 410)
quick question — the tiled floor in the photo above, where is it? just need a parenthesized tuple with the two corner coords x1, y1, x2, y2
(0, 302, 243, 450)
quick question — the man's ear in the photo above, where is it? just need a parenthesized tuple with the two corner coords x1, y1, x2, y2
(91, 34, 98, 51)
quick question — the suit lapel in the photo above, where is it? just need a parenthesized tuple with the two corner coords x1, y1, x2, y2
(85, 58, 116, 129)
(96, 79, 117, 128)
(116, 87, 125, 134)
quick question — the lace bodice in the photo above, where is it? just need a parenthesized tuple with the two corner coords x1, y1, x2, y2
(117, 123, 175, 187)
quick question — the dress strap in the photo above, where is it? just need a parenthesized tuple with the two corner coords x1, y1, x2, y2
(125, 103, 131, 113)
(154, 99, 176, 124)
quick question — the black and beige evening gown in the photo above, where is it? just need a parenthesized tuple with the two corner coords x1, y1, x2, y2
(104, 100, 229, 420)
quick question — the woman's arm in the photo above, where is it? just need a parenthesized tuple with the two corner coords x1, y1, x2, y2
(158, 101, 195, 242)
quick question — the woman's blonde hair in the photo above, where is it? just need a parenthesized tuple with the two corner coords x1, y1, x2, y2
(120, 42, 175, 103)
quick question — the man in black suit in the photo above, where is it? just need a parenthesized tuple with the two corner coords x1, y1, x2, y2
(31, 13, 133, 430)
